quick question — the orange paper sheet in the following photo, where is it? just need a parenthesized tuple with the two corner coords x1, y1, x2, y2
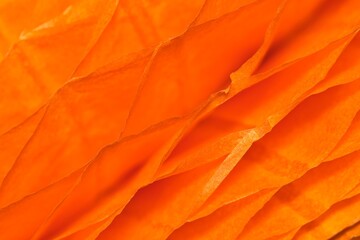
(0, 0, 360, 239)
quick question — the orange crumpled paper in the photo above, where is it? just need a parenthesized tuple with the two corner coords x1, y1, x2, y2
(0, 0, 360, 239)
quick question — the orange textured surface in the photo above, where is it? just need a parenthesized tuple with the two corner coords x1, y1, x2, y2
(0, 0, 360, 239)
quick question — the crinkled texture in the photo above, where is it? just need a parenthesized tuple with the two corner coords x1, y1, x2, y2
(0, 0, 360, 239)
